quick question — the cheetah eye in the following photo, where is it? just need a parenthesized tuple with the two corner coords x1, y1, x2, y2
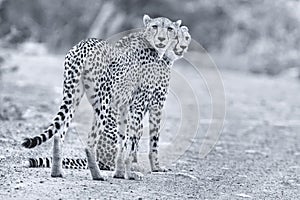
(152, 25, 158, 29)
(185, 36, 190, 40)
(167, 27, 174, 32)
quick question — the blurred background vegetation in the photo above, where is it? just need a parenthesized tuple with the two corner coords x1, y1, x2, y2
(0, 0, 300, 75)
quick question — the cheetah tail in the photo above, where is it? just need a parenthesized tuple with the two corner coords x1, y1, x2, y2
(24, 157, 111, 170)
(25, 157, 88, 169)
(23, 157, 53, 168)
(22, 103, 71, 149)
(21, 125, 56, 149)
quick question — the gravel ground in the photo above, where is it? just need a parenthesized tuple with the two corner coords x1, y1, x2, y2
(0, 49, 300, 199)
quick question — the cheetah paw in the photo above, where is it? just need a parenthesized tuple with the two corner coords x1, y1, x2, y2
(51, 171, 64, 178)
(92, 175, 107, 181)
(151, 166, 170, 172)
(125, 171, 143, 180)
(131, 162, 143, 172)
(113, 170, 125, 179)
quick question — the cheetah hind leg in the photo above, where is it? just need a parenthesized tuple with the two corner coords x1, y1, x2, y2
(85, 148, 107, 181)
(51, 135, 64, 177)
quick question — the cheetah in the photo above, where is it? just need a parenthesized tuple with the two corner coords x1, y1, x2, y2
(22, 15, 185, 180)
(26, 25, 191, 177)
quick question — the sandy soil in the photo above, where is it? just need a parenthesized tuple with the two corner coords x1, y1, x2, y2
(0, 48, 300, 199)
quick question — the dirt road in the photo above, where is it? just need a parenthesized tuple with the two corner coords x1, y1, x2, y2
(0, 49, 300, 199)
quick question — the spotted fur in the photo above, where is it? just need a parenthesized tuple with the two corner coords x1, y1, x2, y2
(23, 16, 190, 180)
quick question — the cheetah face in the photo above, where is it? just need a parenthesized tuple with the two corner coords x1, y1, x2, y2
(173, 26, 191, 58)
(143, 15, 181, 58)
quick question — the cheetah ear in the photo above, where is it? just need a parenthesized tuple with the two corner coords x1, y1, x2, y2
(181, 26, 189, 32)
(143, 14, 152, 26)
(175, 20, 182, 27)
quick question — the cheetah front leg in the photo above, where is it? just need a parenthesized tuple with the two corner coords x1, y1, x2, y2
(124, 106, 145, 176)
(123, 107, 144, 180)
(124, 136, 143, 180)
(132, 123, 143, 163)
(148, 107, 168, 172)
(113, 106, 143, 180)
(113, 105, 128, 179)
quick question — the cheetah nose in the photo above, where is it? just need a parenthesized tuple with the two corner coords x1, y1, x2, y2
(158, 37, 166, 42)
(180, 45, 187, 50)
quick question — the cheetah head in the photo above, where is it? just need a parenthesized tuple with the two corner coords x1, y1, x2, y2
(143, 14, 182, 59)
(173, 26, 191, 57)
(165, 25, 191, 61)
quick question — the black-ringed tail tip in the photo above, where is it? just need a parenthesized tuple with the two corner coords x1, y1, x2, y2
(22, 137, 41, 148)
